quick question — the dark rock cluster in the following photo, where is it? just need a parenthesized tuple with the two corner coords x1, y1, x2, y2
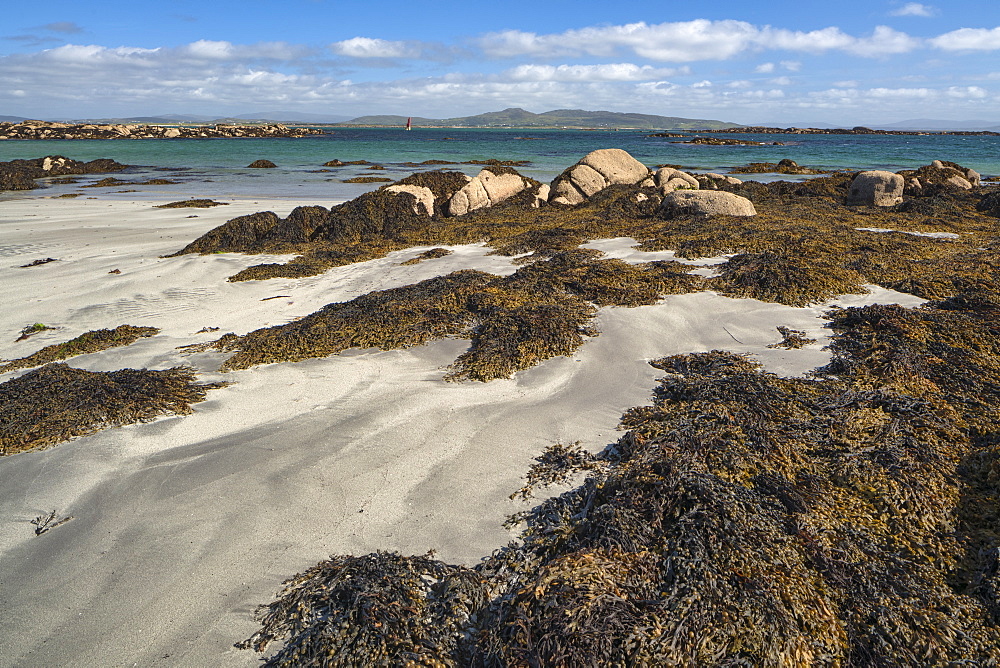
(0, 155, 128, 191)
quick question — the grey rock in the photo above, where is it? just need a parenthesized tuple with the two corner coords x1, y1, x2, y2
(658, 190, 757, 218)
(847, 171, 904, 206)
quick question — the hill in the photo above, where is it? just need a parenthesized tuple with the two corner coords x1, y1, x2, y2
(338, 107, 739, 130)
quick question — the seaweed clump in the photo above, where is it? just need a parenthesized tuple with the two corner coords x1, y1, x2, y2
(0, 156, 128, 192)
(399, 247, 453, 265)
(0, 363, 224, 454)
(154, 199, 228, 208)
(730, 159, 831, 175)
(0, 325, 159, 373)
(242, 293, 1000, 666)
(206, 251, 699, 381)
(711, 250, 866, 306)
(238, 552, 488, 667)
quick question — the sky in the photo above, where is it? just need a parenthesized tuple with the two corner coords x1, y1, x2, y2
(1, 0, 999, 124)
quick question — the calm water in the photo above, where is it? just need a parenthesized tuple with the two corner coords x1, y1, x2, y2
(2, 128, 998, 202)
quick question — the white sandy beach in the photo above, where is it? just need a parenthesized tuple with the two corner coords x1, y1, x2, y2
(0, 193, 926, 667)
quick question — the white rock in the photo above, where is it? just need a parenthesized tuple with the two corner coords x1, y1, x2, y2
(548, 148, 650, 205)
(655, 167, 699, 192)
(945, 175, 973, 190)
(532, 184, 550, 208)
(447, 169, 529, 216)
(385, 185, 435, 216)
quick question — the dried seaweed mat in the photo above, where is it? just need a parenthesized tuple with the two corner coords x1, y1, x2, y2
(0, 363, 226, 455)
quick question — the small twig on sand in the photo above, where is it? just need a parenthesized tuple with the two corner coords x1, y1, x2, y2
(30, 510, 73, 535)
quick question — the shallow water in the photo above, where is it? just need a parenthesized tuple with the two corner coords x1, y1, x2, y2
(2, 127, 998, 202)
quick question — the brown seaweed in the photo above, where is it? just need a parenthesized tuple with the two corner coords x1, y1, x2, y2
(0, 325, 159, 373)
(0, 363, 225, 455)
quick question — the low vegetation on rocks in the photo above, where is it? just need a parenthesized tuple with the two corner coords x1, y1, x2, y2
(0, 156, 129, 191)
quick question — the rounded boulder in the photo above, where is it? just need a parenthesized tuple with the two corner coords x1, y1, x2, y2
(658, 190, 757, 218)
(846, 171, 904, 207)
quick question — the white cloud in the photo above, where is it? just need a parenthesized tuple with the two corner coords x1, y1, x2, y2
(780, 60, 802, 71)
(331, 37, 419, 58)
(847, 26, 922, 56)
(504, 63, 686, 82)
(930, 27, 1000, 51)
(478, 20, 761, 61)
(770, 76, 793, 86)
(891, 3, 936, 17)
(833, 80, 859, 87)
(946, 85, 988, 98)
(479, 20, 922, 62)
(755, 62, 776, 73)
(183, 40, 234, 60)
(766, 26, 853, 51)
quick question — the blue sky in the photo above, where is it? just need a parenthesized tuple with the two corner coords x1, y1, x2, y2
(2, 0, 998, 124)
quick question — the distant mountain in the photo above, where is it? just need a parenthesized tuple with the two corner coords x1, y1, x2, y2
(339, 107, 740, 130)
(336, 115, 440, 127)
(0, 115, 29, 123)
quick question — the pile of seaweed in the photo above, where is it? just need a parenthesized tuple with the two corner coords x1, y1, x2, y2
(0, 325, 159, 373)
(0, 363, 225, 455)
(241, 290, 1000, 665)
(200, 250, 699, 381)
(0, 156, 128, 191)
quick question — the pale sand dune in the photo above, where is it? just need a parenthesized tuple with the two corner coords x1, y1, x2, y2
(0, 197, 926, 667)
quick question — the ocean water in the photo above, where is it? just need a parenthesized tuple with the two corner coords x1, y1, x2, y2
(2, 127, 998, 202)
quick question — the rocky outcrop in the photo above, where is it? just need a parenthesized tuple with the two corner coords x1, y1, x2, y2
(730, 159, 829, 175)
(549, 149, 650, 205)
(706, 125, 1000, 137)
(447, 168, 532, 216)
(658, 191, 757, 218)
(846, 171, 905, 207)
(0, 120, 324, 141)
(0, 155, 128, 192)
(386, 185, 436, 217)
(655, 167, 699, 193)
(695, 173, 743, 190)
(169, 211, 282, 255)
(247, 160, 277, 169)
(899, 160, 981, 195)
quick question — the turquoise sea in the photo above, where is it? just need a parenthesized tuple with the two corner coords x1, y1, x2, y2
(2, 127, 998, 201)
